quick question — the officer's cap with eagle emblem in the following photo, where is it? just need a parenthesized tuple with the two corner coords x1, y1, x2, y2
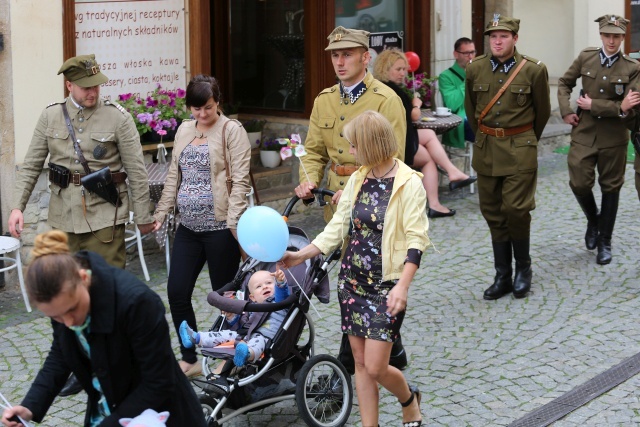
(595, 15, 629, 35)
(325, 26, 370, 51)
(57, 54, 108, 88)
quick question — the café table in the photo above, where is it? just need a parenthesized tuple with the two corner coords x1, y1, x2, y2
(412, 109, 474, 194)
(413, 109, 462, 134)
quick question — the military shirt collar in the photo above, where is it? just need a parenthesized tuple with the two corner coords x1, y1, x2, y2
(67, 96, 98, 121)
(599, 48, 620, 68)
(489, 55, 517, 73)
(340, 71, 368, 104)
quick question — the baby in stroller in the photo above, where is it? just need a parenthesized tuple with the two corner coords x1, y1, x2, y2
(179, 268, 289, 367)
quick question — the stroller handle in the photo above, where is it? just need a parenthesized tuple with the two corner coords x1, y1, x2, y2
(282, 188, 336, 218)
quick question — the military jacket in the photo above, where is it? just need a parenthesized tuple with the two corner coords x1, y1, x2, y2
(558, 47, 639, 148)
(12, 97, 153, 233)
(299, 71, 406, 193)
(465, 50, 551, 176)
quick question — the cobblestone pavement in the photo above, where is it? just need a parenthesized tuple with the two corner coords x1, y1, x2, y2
(2, 152, 640, 426)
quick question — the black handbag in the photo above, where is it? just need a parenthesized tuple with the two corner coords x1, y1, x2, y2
(338, 333, 408, 375)
(80, 167, 122, 207)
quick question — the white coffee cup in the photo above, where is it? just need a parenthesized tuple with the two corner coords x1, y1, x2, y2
(436, 107, 451, 116)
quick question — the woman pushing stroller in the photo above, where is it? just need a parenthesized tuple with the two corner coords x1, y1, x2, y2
(281, 110, 429, 427)
(180, 268, 289, 367)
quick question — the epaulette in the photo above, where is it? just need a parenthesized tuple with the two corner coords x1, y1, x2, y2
(583, 47, 600, 52)
(319, 85, 337, 95)
(46, 100, 66, 108)
(104, 99, 128, 115)
(469, 54, 488, 64)
(622, 54, 639, 64)
(522, 55, 544, 66)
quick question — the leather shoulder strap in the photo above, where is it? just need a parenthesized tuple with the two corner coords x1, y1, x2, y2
(62, 103, 92, 175)
(478, 58, 528, 126)
(222, 119, 241, 196)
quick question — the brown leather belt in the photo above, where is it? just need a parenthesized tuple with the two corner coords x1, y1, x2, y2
(330, 164, 359, 176)
(72, 171, 128, 186)
(478, 123, 533, 138)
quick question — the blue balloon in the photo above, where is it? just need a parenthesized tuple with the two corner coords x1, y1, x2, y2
(237, 206, 289, 262)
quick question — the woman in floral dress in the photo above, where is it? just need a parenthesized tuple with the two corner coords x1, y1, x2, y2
(281, 110, 430, 427)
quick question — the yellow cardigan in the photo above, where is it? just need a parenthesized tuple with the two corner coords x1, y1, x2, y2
(312, 160, 430, 281)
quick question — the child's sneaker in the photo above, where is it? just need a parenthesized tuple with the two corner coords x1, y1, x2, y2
(234, 342, 250, 367)
(179, 320, 199, 349)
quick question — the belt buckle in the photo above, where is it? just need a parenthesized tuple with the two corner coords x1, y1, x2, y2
(72, 173, 82, 186)
(495, 128, 505, 138)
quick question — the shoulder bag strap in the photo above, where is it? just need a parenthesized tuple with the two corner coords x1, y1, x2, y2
(221, 120, 235, 196)
(61, 103, 92, 175)
(222, 119, 260, 205)
(478, 58, 528, 126)
(448, 66, 465, 82)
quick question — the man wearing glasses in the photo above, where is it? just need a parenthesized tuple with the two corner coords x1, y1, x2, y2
(439, 37, 476, 149)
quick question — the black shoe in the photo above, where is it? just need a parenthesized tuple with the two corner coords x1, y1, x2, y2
(449, 176, 477, 191)
(427, 208, 456, 218)
(59, 374, 83, 397)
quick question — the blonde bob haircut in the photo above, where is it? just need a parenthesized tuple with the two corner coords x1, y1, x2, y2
(343, 110, 397, 167)
(372, 48, 407, 82)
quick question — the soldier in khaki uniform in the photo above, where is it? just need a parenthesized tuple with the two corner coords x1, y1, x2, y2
(558, 15, 639, 266)
(294, 26, 406, 222)
(8, 54, 153, 268)
(465, 15, 551, 300)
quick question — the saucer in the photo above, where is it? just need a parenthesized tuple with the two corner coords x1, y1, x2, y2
(435, 112, 452, 117)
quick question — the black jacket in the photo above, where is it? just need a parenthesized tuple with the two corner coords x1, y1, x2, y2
(21, 251, 206, 426)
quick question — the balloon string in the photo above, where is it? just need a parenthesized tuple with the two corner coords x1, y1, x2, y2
(284, 269, 321, 318)
(412, 71, 416, 96)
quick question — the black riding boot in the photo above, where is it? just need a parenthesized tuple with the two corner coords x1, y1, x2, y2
(596, 192, 619, 265)
(483, 241, 513, 300)
(512, 239, 532, 298)
(574, 192, 599, 250)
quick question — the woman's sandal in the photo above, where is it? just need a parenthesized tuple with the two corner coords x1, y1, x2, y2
(400, 384, 422, 427)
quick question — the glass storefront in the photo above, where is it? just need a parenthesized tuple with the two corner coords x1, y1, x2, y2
(335, 0, 404, 33)
(229, 0, 305, 112)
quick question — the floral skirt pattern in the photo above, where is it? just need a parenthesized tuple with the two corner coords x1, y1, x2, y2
(337, 177, 404, 342)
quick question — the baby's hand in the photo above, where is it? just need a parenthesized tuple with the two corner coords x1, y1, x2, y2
(272, 268, 286, 283)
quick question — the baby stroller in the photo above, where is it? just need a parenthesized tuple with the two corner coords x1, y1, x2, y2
(193, 189, 353, 427)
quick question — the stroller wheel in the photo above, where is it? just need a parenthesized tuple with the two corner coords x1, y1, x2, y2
(296, 354, 353, 427)
(199, 393, 222, 426)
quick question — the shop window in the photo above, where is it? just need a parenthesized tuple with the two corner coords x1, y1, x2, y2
(229, 0, 305, 112)
(335, 0, 403, 33)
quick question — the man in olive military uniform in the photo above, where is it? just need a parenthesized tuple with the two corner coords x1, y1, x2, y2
(8, 54, 153, 268)
(558, 15, 639, 266)
(465, 15, 551, 300)
(294, 26, 406, 222)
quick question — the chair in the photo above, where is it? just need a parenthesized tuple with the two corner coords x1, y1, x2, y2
(0, 236, 32, 312)
(125, 211, 150, 281)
